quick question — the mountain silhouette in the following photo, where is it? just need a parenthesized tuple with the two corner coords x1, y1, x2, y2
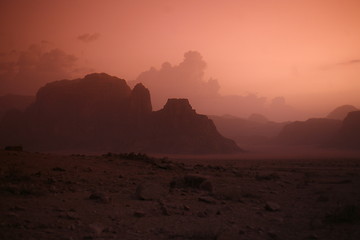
(277, 118, 342, 145)
(326, 105, 358, 120)
(0, 73, 241, 154)
(334, 111, 360, 149)
(210, 115, 286, 145)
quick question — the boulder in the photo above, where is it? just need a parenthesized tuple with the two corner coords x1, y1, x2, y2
(135, 182, 167, 200)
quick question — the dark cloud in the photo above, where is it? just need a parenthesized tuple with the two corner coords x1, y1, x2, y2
(77, 33, 100, 43)
(0, 43, 80, 95)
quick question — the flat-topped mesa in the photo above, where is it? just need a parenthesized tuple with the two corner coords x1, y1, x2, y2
(162, 98, 196, 115)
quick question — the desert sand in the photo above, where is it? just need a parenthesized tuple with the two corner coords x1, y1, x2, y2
(1, 148, 360, 240)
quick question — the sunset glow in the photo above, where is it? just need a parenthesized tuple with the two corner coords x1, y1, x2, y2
(1, 0, 360, 120)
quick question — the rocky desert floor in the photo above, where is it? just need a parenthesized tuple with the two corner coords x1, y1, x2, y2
(1, 149, 360, 240)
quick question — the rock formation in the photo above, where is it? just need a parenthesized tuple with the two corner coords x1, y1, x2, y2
(0, 73, 241, 154)
(277, 118, 342, 145)
(148, 99, 241, 154)
(334, 111, 360, 149)
(326, 105, 358, 120)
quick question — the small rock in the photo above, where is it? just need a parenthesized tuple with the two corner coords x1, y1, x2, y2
(217, 228, 240, 240)
(265, 201, 281, 212)
(134, 211, 146, 217)
(199, 196, 217, 204)
(171, 174, 210, 189)
(135, 182, 167, 200)
(59, 212, 79, 220)
(9, 206, 25, 211)
(197, 211, 208, 218)
(199, 180, 213, 192)
(268, 231, 278, 239)
(52, 167, 66, 172)
(307, 234, 318, 239)
(89, 192, 111, 203)
(88, 223, 104, 235)
(158, 201, 170, 216)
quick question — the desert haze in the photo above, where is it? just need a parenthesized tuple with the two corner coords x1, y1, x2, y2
(1, 1, 360, 240)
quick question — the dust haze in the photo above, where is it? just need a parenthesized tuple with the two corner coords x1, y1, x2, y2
(0, 1, 360, 240)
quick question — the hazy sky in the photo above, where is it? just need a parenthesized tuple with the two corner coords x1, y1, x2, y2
(1, 0, 360, 117)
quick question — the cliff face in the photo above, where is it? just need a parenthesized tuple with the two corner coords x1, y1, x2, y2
(0, 73, 241, 154)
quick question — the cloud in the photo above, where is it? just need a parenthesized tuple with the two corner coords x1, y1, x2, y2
(135, 51, 220, 107)
(0, 43, 81, 95)
(77, 33, 100, 43)
(134, 51, 303, 120)
(135, 51, 270, 117)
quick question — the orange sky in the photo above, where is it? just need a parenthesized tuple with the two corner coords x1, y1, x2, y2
(1, 0, 360, 118)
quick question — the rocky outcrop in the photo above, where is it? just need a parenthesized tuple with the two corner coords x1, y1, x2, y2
(334, 111, 360, 149)
(0, 73, 241, 154)
(327, 105, 358, 120)
(148, 99, 241, 154)
(277, 118, 342, 145)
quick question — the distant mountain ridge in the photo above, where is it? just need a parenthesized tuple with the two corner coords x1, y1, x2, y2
(277, 118, 342, 145)
(0, 73, 241, 154)
(326, 104, 358, 120)
(276, 106, 360, 149)
(334, 111, 360, 149)
(209, 115, 286, 145)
